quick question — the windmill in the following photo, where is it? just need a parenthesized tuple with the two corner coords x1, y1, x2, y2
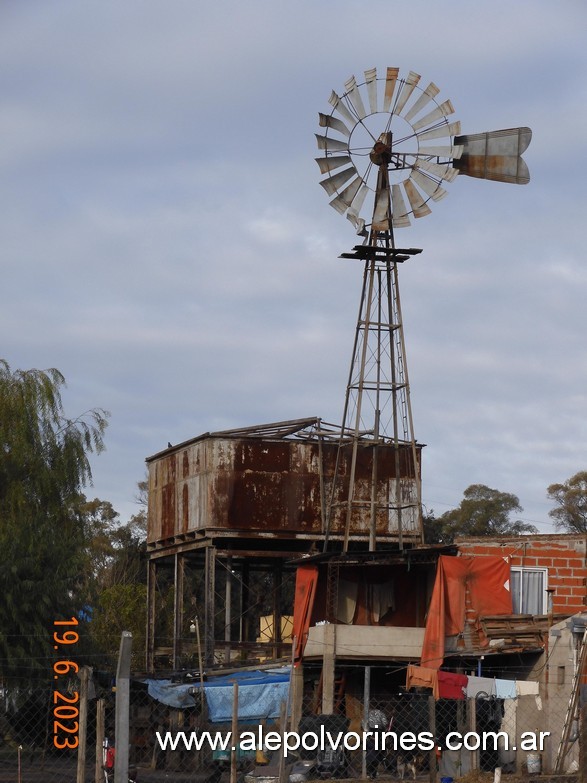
(316, 67, 531, 552)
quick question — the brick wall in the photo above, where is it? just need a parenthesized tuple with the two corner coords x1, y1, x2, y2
(457, 535, 587, 614)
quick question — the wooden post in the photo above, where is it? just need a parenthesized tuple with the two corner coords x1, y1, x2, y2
(173, 553, 185, 669)
(76, 666, 90, 783)
(273, 563, 282, 659)
(94, 698, 105, 783)
(241, 561, 250, 646)
(225, 557, 232, 664)
(321, 624, 336, 714)
(146, 559, 157, 672)
(205, 546, 216, 666)
(114, 632, 133, 783)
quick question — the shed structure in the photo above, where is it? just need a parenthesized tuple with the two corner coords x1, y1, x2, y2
(146, 417, 422, 671)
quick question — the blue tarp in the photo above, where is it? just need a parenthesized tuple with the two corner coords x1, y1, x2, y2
(144, 667, 290, 723)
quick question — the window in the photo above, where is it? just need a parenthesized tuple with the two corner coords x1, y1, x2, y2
(510, 567, 547, 615)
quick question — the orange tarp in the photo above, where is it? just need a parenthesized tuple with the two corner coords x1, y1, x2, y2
(421, 555, 512, 669)
(292, 564, 318, 666)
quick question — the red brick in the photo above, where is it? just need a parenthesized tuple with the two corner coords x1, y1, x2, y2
(552, 558, 570, 567)
(557, 568, 572, 576)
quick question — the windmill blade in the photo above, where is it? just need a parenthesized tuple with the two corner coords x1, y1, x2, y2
(347, 211, 367, 235)
(344, 75, 367, 119)
(372, 185, 391, 229)
(403, 179, 432, 218)
(315, 155, 353, 175)
(346, 183, 369, 222)
(404, 81, 440, 123)
(315, 134, 349, 152)
(418, 144, 464, 159)
(410, 169, 447, 202)
(412, 99, 455, 131)
(394, 71, 421, 116)
(416, 121, 461, 141)
(364, 67, 378, 113)
(391, 184, 411, 228)
(413, 157, 459, 183)
(319, 112, 351, 137)
(347, 184, 369, 234)
(383, 67, 399, 112)
(329, 176, 364, 214)
(319, 166, 357, 196)
(328, 90, 356, 126)
(453, 127, 532, 184)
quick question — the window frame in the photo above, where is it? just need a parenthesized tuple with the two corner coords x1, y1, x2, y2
(509, 565, 548, 615)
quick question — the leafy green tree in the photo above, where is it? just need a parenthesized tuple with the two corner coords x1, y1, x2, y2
(422, 510, 444, 544)
(0, 360, 108, 678)
(84, 482, 148, 664)
(547, 471, 587, 533)
(89, 583, 148, 669)
(433, 484, 537, 543)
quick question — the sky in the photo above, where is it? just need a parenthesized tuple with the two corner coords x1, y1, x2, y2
(1, 1, 586, 532)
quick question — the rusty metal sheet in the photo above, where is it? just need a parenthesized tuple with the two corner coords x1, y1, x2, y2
(453, 127, 532, 184)
(147, 432, 422, 548)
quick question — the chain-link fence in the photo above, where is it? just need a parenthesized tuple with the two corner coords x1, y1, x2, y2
(0, 665, 580, 782)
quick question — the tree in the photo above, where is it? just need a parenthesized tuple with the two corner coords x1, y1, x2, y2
(0, 360, 108, 678)
(84, 481, 148, 664)
(431, 484, 537, 543)
(89, 583, 148, 668)
(547, 471, 587, 533)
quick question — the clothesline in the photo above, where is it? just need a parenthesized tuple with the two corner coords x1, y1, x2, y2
(406, 664, 540, 703)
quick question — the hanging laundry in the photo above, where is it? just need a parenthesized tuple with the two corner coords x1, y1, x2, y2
(406, 664, 439, 699)
(438, 671, 468, 700)
(494, 679, 517, 700)
(466, 676, 496, 698)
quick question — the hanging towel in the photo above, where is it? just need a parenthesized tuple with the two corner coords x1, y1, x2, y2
(495, 679, 517, 700)
(515, 680, 539, 696)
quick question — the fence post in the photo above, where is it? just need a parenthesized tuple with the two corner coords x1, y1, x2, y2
(428, 695, 436, 783)
(76, 666, 90, 783)
(95, 698, 105, 783)
(114, 631, 133, 783)
(362, 666, 371, 780)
